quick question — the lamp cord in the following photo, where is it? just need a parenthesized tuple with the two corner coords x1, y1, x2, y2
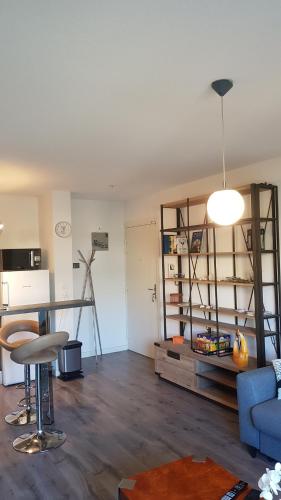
(221, 96, 226, 189)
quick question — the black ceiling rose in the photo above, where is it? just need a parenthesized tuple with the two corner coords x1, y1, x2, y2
(211, 79, 233, 97)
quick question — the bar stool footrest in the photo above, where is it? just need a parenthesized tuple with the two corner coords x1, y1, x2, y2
(18, 395, 36, 408)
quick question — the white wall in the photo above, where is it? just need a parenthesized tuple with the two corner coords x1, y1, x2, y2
(71, 198, 127, 357)
(0, 194, 39, 248)
(38, 191, 74, 339)
(125, 155, 281, 360)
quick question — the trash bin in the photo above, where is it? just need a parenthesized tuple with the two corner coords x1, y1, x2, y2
(58, 340, 83, 380)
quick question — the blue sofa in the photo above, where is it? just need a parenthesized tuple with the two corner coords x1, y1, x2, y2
(237, 366, 281, 461)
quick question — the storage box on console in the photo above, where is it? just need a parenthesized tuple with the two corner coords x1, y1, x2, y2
(192, 333, 231, 355)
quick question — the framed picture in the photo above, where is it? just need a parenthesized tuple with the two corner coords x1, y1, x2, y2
(190, 231, 203, 253)
(176, 236, 188, 254)
(91, 232, 109, 251)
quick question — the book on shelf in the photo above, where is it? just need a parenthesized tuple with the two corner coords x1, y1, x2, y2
(163, 235, 176, 254)
(190, 231, 203, 253)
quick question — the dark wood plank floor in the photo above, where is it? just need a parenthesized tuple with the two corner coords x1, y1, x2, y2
(0, 351, 268, 499)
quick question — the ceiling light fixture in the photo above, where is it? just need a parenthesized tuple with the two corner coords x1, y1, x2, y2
(207, 79, 245, 226)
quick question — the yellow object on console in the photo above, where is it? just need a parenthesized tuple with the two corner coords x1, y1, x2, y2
(233, 329, 249, 369)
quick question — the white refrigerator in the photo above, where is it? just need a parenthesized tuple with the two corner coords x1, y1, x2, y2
(0, 270, 50, 386)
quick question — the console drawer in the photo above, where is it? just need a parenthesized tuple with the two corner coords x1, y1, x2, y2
(155, 345, 195, 373)
(157, 359, 195, 389)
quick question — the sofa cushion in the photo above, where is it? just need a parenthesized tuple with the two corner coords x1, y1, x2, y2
(252, 398, 281, 440)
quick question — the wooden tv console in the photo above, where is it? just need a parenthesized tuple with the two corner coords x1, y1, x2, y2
(154, 340, 256, 410)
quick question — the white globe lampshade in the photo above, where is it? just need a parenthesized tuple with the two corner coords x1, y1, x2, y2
(207, 189, 245, 225)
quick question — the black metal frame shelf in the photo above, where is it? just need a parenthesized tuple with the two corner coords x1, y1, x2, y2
(160, 182, 281, 368)
(161, 218, 277, 233)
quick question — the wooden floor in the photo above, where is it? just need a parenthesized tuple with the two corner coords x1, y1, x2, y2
(0, 351, 268, 499)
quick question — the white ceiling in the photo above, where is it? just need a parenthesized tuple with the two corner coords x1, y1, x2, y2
(0, 0, 281, 200)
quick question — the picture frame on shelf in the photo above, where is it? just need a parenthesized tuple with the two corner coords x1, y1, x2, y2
(176, 236, 188, 254)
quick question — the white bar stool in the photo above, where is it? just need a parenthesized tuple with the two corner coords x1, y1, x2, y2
(11, 331, 69, 454)
(0, 320, 39, 425)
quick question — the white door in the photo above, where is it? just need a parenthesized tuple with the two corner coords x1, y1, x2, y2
(126, 223, 159, 358)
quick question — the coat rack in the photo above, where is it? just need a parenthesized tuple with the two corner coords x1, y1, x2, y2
(75, 247, 102, 361)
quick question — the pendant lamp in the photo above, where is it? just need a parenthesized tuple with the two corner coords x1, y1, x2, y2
(207, 79, 245, 225)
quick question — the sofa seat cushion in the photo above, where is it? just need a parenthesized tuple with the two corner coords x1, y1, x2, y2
(252, 398, 281, 440)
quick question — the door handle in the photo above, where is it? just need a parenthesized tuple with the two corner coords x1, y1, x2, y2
(147, 284, 157, 302)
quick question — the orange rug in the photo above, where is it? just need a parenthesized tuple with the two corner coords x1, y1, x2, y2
(118, 456, 253, 499)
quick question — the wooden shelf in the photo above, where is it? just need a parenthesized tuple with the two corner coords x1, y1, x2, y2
(166, 314, 278, 338)
(165, 277, 255, 287)
(166, 313, 257, 336)
(162, 185, 251, 209)
(196, 368, 237, 389)
(164, 250, 275, 257)
(195, 385, 237, 410)
(164, 251, 253, 257)
(162, 217, 275, 233)
(166, 303, 277, 320)
(165, 277, 276, 287)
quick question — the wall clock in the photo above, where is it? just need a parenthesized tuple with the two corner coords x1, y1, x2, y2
(55, 221, 72, 238)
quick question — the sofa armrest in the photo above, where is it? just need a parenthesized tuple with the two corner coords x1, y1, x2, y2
(237, 366, 276, 448)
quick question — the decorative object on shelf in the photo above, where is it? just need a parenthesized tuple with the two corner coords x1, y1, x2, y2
(170, 293, 183, 303)
(167, 263, 176, 278)
(55, 221, 72, 238)
(258, 462, 281, 500)
(173, 273, 185, 279)
(225, 276, 252, 284)
(207, 79, 245, 225)
(246, 228, 265, 251)
(173, 272, 185, 285)
(190, 231, 203, 253)
(233, 329, 249, 369)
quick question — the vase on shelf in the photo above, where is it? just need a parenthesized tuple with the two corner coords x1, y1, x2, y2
(233, 329, 249, 369)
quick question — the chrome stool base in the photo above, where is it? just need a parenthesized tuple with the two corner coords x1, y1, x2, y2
(13, 430, 66, 454)
(5, 408, 36, 426)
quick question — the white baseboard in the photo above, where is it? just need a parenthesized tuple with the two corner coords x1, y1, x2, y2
(82, 344, 128, 358)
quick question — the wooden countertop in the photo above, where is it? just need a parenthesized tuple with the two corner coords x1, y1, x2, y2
(0, 299, 94, 316)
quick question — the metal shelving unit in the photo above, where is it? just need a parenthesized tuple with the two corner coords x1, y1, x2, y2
(156, 183, 281, 408)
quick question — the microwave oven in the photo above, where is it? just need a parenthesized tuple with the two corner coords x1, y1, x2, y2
(0, 249, 42, 271)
